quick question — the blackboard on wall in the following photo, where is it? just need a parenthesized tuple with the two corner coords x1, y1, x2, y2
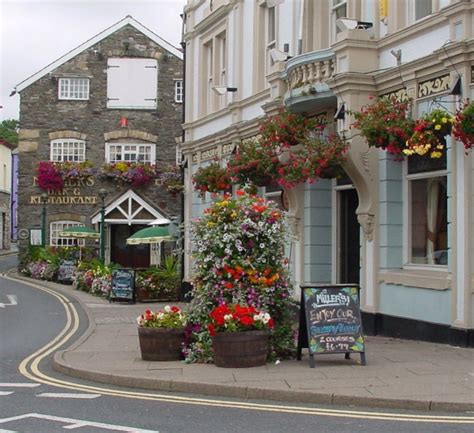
(110, 269, 135, 303)
(297, 285, 366, 368)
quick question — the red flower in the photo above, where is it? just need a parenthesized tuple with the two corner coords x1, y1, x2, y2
(207, 323, 216, 336)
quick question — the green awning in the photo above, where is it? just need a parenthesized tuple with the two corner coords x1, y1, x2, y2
(126, 225, 173, 245)
(59, 226, 100, 239)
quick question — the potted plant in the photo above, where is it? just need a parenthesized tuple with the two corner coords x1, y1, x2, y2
(403, 108, 453, 159)
(453, 101, 474, 151)
(99, 162, 156, 187)
(192, 161, 232, 195)
(207, 303, 274, 368)
(349, 96, 415, 156)
(136, 306, 187, 361)
(184, 190, 295, 365)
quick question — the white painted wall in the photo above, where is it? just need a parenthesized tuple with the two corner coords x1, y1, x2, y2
(0, 145, 12, 193)
(241, 0, 254, 100)
(379, 25, 450, 69)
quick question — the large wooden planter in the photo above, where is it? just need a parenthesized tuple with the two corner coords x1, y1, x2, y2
(212, 330, 269, 368)
(138, 327, 184, 361)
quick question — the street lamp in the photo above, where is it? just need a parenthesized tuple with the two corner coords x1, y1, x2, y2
(40, 193, 48, 247)
(98, 188, 107, 263)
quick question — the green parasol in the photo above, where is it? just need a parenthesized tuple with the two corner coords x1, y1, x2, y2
(59, 226, 101, 238)
(126, 225, 173, 245)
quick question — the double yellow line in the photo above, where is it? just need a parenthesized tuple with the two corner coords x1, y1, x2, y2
(5, 274, 474, 425)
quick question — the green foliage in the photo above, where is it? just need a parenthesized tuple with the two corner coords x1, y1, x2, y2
(0, 119, 18, 144)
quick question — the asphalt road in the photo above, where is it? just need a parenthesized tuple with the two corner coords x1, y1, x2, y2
(1, 254, 473, 433)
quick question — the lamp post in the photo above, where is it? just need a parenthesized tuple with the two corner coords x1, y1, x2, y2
(98, 188, 107, 263)
(40, 193, 48, 247)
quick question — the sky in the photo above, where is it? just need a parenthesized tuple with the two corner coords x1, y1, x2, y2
(0, 0, 186, 121)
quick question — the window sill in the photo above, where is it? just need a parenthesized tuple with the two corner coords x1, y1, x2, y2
(379, 268, 451, 290)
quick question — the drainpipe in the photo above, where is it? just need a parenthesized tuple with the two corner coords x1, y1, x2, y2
(179, 10, 190, 301)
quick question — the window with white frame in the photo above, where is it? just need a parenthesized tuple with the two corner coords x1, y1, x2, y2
(174, 80, 183, 103)
(406, 100, 448, 266)
(332, 0, 347, 38)
(50, 139, 86, 162)
(50, 221, 85, 247)
(106, 142, 156, 164)
(415, 0, 432, 21)
(266, 6, 276, 68)
(205, 40, 214, 113)
(58, 78, 90, 100)
(107, 58, 158, 109)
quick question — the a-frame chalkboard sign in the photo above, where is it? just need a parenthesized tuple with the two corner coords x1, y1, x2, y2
(297, 284, 366, 368)
(109, 268, 136, 303)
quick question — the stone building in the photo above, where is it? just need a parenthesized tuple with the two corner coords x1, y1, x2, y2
(14, 16, 183, 267)
(181, 0, 473, 346)
(0, 138, 16, 251)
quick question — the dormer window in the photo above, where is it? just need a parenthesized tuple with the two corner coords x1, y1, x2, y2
(58, 78, 90, 100)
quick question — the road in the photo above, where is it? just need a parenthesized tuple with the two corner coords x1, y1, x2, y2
(0, 253, 473, 433)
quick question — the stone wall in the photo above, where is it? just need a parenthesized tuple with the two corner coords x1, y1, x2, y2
(17, 24, 183, 258)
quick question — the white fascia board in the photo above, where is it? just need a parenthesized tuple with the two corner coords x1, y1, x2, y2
(91, 189, 166, 224)
(15, 16, 182, 93)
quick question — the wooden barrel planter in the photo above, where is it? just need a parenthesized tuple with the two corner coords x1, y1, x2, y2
(212, 330, 269, 368)
(138, 327, 184, 361)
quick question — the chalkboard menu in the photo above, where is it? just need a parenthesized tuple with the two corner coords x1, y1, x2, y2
(297, 285, 366, 368)
(57, 260, 76, 284)
(110, 269, 135, 303)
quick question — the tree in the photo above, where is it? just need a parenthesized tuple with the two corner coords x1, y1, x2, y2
(0, 119, 19, 144)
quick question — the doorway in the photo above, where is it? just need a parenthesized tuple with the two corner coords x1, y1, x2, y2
(338, 188, 360, 284)
(110, 225, 150, 268)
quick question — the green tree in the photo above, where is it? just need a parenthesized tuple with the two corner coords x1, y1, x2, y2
(0, 119, 19, 144)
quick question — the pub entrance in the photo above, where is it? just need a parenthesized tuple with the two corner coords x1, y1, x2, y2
(110, 224, 150, 268)
(338, 187, 360, 285)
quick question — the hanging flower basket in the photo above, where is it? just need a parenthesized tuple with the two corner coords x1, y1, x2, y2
(156, 164, 184, 196)
(258, 107, 325, 149)
(349, 96, 415, 156)
(227, 138, 280, 187)
(453, 101, 474, 151)
(403, 109, 453, 159)
(192, 161, 232, 195)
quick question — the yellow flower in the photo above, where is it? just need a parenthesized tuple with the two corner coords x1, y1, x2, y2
(230, 212, 237, 219)
(431, 151, 442, 158)
(434, 124, 441, 130)
(441, 117, 448, 123)
(207, 221, 216, 228)
(403, 149, 414, 155)
(116, 162, 128, 172)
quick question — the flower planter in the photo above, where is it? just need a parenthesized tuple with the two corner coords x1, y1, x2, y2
(138, 327, 184, 361)
(212, 330, 269, 368)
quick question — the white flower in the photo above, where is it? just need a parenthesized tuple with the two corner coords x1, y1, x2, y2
(164, 306, 171, 313)
(224, 314, 233, 321)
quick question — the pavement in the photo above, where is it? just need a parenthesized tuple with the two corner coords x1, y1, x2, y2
(5, 270, 474, 413)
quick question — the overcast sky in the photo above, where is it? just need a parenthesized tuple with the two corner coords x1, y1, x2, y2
(0, 0, 186, 121)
